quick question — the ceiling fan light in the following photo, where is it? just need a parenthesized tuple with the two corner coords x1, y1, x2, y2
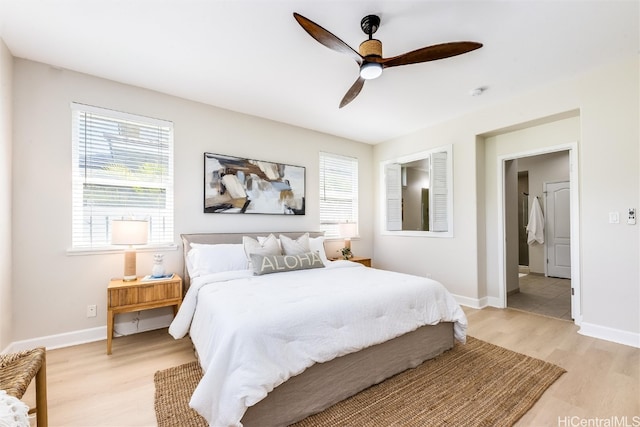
(360, 62, 383, 80)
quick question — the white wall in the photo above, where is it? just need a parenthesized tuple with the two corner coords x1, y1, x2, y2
(0, 38, 12, 351)
(10, 59, 373, 345)
(374, 56, 639, 346)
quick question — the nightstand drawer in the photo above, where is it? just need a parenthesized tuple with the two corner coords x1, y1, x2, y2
(108, 280, 181, 308)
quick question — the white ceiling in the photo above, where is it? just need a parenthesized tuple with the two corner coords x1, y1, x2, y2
(0, 1, 637, 144)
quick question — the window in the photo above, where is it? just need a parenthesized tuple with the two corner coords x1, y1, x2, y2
(71, 103, 174, 250)
(319, 152, 358, 238)
(381, 144, 453, 237)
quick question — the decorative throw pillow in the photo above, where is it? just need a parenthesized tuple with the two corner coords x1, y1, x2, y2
(279, 233, 310, 255)
(250, 251, 325, 275)
(257, 235, 283, 252)
(308, 236, 329, 265)
(243, 234, 282, 262)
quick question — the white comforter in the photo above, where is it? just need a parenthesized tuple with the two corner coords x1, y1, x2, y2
(169, 261, 467, 427)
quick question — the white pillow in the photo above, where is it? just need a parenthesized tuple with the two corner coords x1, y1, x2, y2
(243, 234, 282, 261)
(279, 233, 310, 255)
(257, 235, 282, 252)
(186, 243, 249, 278)
(309, 236, 330, 266)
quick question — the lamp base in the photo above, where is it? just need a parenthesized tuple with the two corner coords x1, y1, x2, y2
(123, 249, 138, 282)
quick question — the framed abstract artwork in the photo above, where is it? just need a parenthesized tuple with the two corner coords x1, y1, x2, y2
(203, 152, 305, 215)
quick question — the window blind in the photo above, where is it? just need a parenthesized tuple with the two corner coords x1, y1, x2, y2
(319, 152, 359, 238)
(71, 103, 174, 249)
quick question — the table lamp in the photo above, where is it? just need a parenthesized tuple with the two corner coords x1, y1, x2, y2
(112, 219, 148, 281)
(338, 222, 358, 259)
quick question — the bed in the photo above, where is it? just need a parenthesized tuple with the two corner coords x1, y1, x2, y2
(169, 231, 467, 427)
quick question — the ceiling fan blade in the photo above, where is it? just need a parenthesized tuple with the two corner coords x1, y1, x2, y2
(381, 41, 482, 68)
(294, 13, 363, 65)
(339, 76, 366, 108)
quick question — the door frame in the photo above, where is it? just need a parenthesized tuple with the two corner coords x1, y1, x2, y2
(496, 142, 582, 325)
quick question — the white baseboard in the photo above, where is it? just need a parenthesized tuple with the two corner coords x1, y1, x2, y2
(5, 326, 107, 353)
(452, 294, 482, 308)
(452, 294, 503, 309)
(485, 296, 503, 308)
(3, 311, 174, 354)
(579, 322, 640, 349)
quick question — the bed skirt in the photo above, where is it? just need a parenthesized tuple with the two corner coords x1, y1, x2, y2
(241, 321, 454, 427)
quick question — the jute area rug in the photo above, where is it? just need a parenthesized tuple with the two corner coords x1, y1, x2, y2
(154, 336, 565, 427)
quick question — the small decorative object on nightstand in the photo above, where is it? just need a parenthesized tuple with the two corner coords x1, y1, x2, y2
(106, 274, 182, 355)
(151, 253, 166, 277)
(340, 247, 352, 260)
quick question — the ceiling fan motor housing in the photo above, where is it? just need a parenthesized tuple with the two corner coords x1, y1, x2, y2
(359, 39, 382, 58)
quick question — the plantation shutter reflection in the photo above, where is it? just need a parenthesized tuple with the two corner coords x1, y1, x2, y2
(319, 152, 358, 238)
(385, 163, 402, 231)
(430, 151, 448, 232)
(71, 103, 174, 249)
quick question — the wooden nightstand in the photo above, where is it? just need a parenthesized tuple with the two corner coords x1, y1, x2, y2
(107, 274, 182, 355)
(349, 256, 372, 267)
(331, 256, 372, 267)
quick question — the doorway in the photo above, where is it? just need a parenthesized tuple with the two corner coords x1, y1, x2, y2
(499, 145, 581, 324)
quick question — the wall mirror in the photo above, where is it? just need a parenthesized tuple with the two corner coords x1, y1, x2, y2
(380, 144, 453, 237)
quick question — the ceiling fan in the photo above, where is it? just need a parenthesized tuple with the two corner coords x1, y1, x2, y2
(293, 12, 483, 108)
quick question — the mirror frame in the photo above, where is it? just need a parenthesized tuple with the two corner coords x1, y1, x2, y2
(380, 144, 453, 238)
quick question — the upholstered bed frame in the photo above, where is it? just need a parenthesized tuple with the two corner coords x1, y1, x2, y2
(180, 232, 455, 427)
(181, 232, 325, 292)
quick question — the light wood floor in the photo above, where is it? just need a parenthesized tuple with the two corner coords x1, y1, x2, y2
(21, 307, 639, 426)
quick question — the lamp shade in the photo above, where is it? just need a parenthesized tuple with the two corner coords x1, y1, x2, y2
(338, 222, 358, 239)
(111, 219, 148, 246)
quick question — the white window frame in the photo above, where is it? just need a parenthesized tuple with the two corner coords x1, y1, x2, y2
(319, 152, 359, 239)
(69, 103, 175, 253)
(380, 144, 453, 238)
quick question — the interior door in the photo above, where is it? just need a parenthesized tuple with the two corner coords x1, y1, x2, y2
(545, 181, 571, 279)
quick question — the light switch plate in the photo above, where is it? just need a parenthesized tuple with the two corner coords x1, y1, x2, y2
(609, 212, 620, 224)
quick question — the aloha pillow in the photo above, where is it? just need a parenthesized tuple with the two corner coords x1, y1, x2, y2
(250, 251, 325, 275)
(279, 233, 310, 255)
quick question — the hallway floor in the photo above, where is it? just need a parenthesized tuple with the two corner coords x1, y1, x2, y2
(507, 273, 572, 320)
